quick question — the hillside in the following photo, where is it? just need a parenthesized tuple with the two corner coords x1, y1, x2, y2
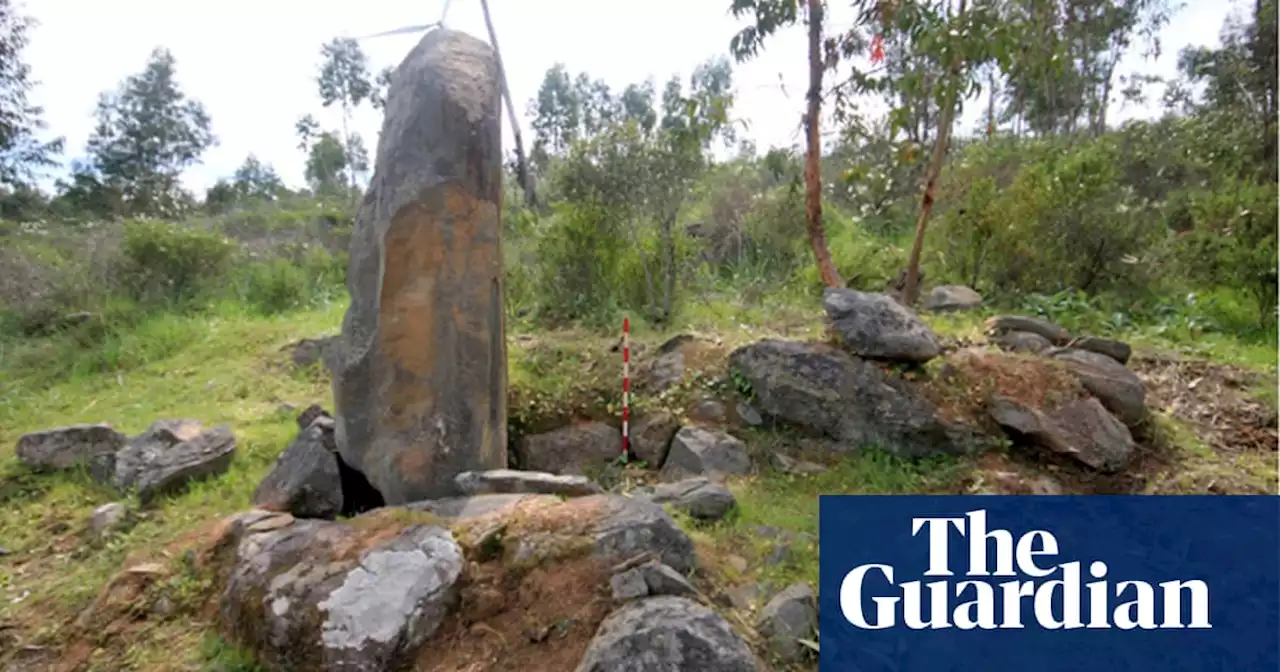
(0, 285, 1274, 670)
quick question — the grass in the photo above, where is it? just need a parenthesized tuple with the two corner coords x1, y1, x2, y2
(0, 288, 1275, 670)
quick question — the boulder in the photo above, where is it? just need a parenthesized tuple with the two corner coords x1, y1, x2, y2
(577, 596, 758, 671)
(1072, 336, 1133, 365)
(989, 396, 1135, 472)
(114, 419, 206, 491)
(688, 399, 729, 426)
(923, 285, 983, 312)
(1048, 348, 1146, 426)
(15, 423, 125, 483)
(329, 29, 507, 505)
(454, 469, 603, 497)
(730, 339, 980, 458)
(660, 427, 751, 481)
(129, 425, 237, 505)
(252, 416, 344, 519)
(822, 288, 942, 363)
(629, 411, 679, 468)
(217, 512, 464, 671)
(757, 582, 818, 664)
(516, 423, 622, 475)
(633, 477, 736, 521)
(985, 315, 1071, 345)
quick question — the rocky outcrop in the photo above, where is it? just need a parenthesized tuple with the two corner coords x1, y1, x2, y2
(212, 492, 712, 671)
(730, 339, 980, 458)
(629, 411, 679, 467)
(330, 28, 508, 505)
(822, 288, 942, 363)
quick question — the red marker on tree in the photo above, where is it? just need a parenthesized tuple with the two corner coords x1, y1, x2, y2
(871, 34, 885, 64)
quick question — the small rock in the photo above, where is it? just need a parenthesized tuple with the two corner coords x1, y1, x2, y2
(577, 597, 758, 672)
(641, 336, 696, 392)
(660, 427, 751, 481)
(735, 402, 763, 427)
(1072, 336, 1133, 365)
(251, 416, 343, 519)
(822, 288, 942, 363)
(132, 425, 238, 505)
(454, 469, 603, 498)
(771, 453, 827, 476)
(688, 399, 729, 426)
(726, 555, 749, 573)
(152, 594, 176, 617)
(629, 411, 679, 468)
(0, 546, 9, 556)
(985, 315, 1071, 345)
(724, 584, 758, 610)
(276, 402, 299, 414)
(16, 424, 126, 483)
(993, 330, 1053, 354)
(635, 477, 737, 521)
(640, 562, 697, 598)
(923, 285, 983, 312)
(516, 422, 622, 475)
(610, 567, 651, 601)
(290, 336, 336, 369)
(89, 502, 127, 537)
(757, 582, 818, 664)
(296, 404, 332, 431)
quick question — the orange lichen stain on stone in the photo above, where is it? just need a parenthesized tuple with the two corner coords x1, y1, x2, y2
(378, 182, 505, 486)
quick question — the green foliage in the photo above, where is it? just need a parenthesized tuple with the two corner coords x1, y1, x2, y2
(117, 220, 236, 305)
(531, 202, 625, 325)
(931, 134, 1160, 296)
(82, 48, 215, 218)
(0, 0, 63, 189)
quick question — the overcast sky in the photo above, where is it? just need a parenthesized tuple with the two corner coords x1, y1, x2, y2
(25, 0, 1240, 195)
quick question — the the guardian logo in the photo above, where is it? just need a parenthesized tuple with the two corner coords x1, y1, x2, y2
(840, 509, 1212, 631)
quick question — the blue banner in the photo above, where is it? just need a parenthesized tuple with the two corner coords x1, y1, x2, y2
(818, 495, 1279, 671)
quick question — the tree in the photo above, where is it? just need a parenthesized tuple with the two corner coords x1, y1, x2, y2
(530, 64, 581, 167)
(316, 38, 374, 198)
(205, 154, 287, 212)
(0, 0, 62, 189)
(730, 0, 842, 288)
(84, 47, 215, 216)
(304, 131, 351, 195)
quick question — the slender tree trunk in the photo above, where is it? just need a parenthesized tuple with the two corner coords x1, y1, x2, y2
(479, 0, 537, 207)
(902, 0, 967, 306)
(804, 0, 842, 288)
(660, 209, 678, 321)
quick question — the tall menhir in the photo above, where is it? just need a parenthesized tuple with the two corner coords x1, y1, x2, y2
(329, 29, 507, 505)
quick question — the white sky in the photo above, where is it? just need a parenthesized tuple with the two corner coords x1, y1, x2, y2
(25, 0, 1240, 195)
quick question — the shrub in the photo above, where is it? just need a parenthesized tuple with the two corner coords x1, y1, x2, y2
(117, 220, 235, 306)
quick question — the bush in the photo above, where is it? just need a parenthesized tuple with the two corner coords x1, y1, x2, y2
(532, 202, 626, 325)
(117, 220, 236, 306)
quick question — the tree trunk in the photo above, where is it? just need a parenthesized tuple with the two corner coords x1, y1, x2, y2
(660, 209, 678, 321)
(804, 0, 842, 288)
(901, 0, 967, 306)
(479, 0, 537, 207)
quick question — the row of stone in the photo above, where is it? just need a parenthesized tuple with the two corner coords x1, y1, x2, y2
(209, 487, 813, 671)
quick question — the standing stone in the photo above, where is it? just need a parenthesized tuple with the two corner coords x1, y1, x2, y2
(330, 29, 507, 505)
